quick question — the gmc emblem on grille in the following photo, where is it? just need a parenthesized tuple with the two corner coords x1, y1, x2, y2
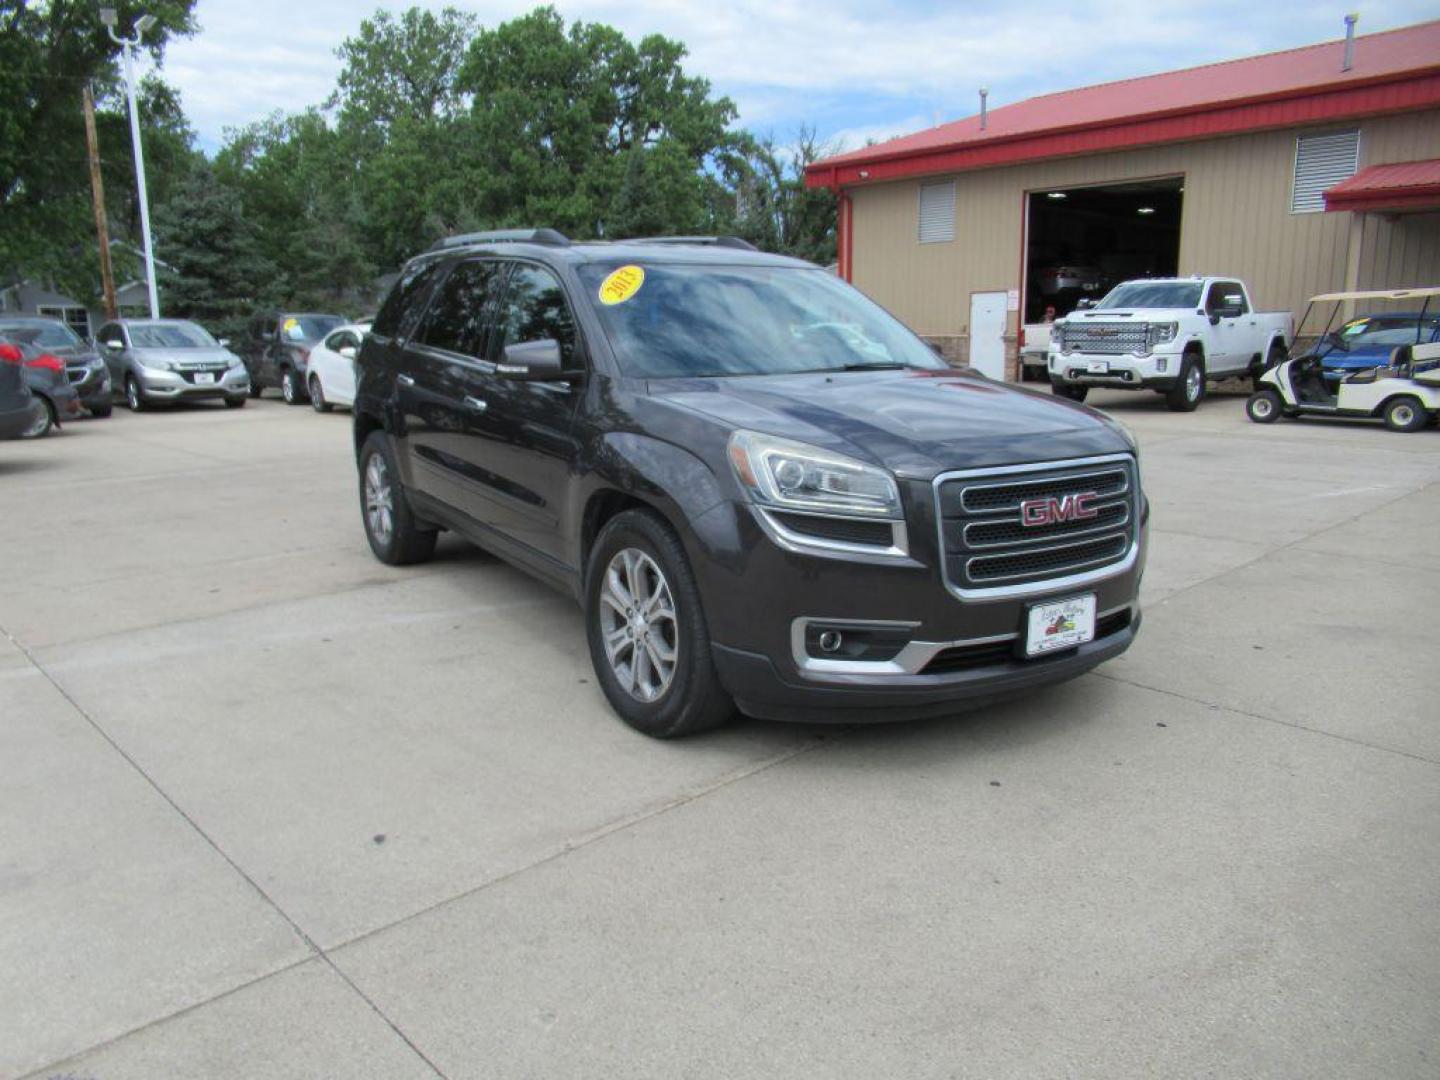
(1020, 492, 1100, 528)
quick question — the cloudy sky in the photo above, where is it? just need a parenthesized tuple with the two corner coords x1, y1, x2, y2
(151, 0, 1438, 155)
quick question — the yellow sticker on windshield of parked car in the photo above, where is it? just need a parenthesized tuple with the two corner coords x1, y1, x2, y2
(598, 265, 645, 306)
(283, 317, 299, 332)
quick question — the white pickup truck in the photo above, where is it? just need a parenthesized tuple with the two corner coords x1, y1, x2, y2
(1047, 277, 1293, 411)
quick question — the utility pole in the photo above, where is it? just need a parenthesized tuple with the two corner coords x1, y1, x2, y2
(83, 84, 119, 321)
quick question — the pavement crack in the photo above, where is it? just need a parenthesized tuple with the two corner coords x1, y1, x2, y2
(3, 625, 450, 1080)
(1091, 669, 1440, 767)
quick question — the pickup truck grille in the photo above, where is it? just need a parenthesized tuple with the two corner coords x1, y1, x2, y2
(936, 457, 1138, 595)
(1062, 322, 1147, 355)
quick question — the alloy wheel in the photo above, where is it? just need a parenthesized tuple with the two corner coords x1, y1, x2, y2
(1186, 364, 1202, 401)
(599, 547, 679, 703)
(363, 453, 394, 547)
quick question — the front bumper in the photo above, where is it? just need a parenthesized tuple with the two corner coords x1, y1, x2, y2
(67, 366, 113, 409)
(136, 366, 250, 401)
(1047, 349, 1184, 390)
(686, 482, 1147, 723)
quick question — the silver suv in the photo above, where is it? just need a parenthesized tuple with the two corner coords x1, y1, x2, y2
(96, 319, 250, 410)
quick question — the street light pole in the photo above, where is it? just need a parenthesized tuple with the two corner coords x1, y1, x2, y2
(101, 8, 160, 319)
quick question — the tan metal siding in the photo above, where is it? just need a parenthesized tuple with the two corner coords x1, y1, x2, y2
(849, 110, 1440, 347)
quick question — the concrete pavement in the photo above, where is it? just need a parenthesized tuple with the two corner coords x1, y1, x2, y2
(1, 390, 1436, 1078)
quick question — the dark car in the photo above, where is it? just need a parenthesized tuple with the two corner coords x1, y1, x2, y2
(0, 339, 47, 439)
(1307, 312, 1440, 386)
(240, 312, 345, 404)
(4, 331, 82, 437)
(352, 230, 1146, 738)
(0, 316, 113, 417)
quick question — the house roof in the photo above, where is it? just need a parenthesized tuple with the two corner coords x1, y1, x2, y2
(806, 20, 1440, 189)
(1324, 157, 1440, 213)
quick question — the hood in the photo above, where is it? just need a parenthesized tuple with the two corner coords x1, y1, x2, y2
(1063, 308, 1187, 323)
(132, 347, 236, 367)
(648, 368, 1132, 479)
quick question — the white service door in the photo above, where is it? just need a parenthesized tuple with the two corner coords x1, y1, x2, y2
(968, 291, 1008, 380)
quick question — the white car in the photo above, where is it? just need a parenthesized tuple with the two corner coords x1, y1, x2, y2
(306, 323, 369, 412)
(1048, 277, 1293, 411)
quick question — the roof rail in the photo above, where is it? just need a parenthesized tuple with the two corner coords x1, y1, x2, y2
(615, 236, 758, 251)
(430, 228, 571, 251)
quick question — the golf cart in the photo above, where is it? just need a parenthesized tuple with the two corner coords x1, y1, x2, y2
(1247, 286, 1440, 433)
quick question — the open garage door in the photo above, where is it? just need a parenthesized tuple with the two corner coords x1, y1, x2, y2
(1020, 177, 1184, 375)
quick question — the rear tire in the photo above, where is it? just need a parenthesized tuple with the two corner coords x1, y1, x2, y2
(89, 403, 113, 419)
(22, 399, 54, 438)
(1382, 395, 1428, 433)
(358, 431, 437, 565)
(1246, 389, 1283, 424)
(224, 396, 246, 409)
(1051, 382, 1088, 403)
(309, 375, 332, 413)
(585, 509, 734, 738)
(1166, 354, 1206, 412)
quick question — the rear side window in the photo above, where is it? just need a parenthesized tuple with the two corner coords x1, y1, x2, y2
(417, 260, 505, 359)
(495, 264, 578, 366)
(1206, 282, 1248, 315)
(372, 259, 443, 338)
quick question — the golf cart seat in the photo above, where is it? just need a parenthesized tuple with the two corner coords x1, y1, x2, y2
(1391, 343, 1440, 384)
(1343, 367, 1383, 385)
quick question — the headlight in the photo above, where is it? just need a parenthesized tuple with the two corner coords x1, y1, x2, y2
(226, 353, 244, 370)
(141, 356, 172, 372)
(1147, 322, 1178, 348)
(89, 355, 106, 370)
(728, 431, 901, 519)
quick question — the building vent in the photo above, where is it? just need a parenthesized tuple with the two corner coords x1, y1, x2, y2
(1291, 131, 1360, 213)
(918, 181, 957, 243)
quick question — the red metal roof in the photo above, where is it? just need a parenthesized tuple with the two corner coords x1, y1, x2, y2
(1324, 158, 1440, 212)
(806, 20, 1440, 189)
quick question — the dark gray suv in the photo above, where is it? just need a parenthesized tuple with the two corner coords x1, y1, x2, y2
(353, 231, 1147, 737)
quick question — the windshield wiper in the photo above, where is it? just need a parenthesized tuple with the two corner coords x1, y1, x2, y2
(836, 361, 912, 371)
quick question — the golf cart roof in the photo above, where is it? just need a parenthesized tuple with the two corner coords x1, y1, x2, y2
(1308, 286, 1440, 303)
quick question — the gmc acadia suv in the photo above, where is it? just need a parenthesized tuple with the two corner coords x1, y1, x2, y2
(353, 230, 1147, 737)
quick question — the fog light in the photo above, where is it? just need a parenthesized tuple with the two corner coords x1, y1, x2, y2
(818, 630, 843, 653)
(1156, 358, 1168, 373)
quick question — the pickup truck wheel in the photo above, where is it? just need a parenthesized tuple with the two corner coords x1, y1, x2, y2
(1246, 390, 1283, 424)
(1166, 355, 1206, 412)
(586, 509, 733, 738)
(1051, 382, 1088, 403)
(358, 432, 437, 565)
(1382, 395, 1428, 433)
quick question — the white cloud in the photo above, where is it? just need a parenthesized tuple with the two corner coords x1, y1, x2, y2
(150, 0, 1440, 151)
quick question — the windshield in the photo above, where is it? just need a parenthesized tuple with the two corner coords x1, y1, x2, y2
(1333, 316, 1440, 350)
(1096, 282, 1203, 310)
(129, 323, 219, 349)
(282, 315, 343, 342)
(577, 264, 946, 378)
(0, 320, 81, 349)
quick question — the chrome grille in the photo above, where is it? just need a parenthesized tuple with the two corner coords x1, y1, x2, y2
(1063, 322, 1147, 355)
(936, 457, 1138, 596)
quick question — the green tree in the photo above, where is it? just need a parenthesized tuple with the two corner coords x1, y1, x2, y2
(0, 1, 198, 296)
(153, 162, 280, 340)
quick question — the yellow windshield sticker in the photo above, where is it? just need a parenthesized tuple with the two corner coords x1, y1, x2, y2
(283, 317, 299, 331)
(599, 265, 645, 306)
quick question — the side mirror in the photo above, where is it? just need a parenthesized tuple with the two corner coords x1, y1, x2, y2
(1075, 298, 1096, 310)
(497, 339, 565, 381)
(339, 345, 357, 359)
(218, 338, 230, 348)
(104, 339, 123, 350)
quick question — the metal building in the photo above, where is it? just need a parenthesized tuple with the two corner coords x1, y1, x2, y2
(805, 20, 1440, 380)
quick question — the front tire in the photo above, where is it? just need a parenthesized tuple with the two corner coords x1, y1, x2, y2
(224, 396, 246, 409)
(1383, 395, 1428, 433)
(125, 376, 148, 412)
(1051, 382, 1089, 403)
(1246, 389, 1283, 424)
(585, 510, 733, 738)
(1166, 354, 1206, 412)
(358, 432, 437, 565)
(309, 375, 332, 413)
(281, 368, 305, 405)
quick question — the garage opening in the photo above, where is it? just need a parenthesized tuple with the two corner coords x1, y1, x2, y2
(1020, 177, 1184, 373)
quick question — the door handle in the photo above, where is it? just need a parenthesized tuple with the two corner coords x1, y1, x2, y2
(464, 396, 488, 413)
(397, 373, 415, 387)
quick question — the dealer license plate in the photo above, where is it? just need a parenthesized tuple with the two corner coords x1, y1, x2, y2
(1086, 360, 1110, 374)
(1025, 594, 1096, 657)
(193, 372, 215, 385)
